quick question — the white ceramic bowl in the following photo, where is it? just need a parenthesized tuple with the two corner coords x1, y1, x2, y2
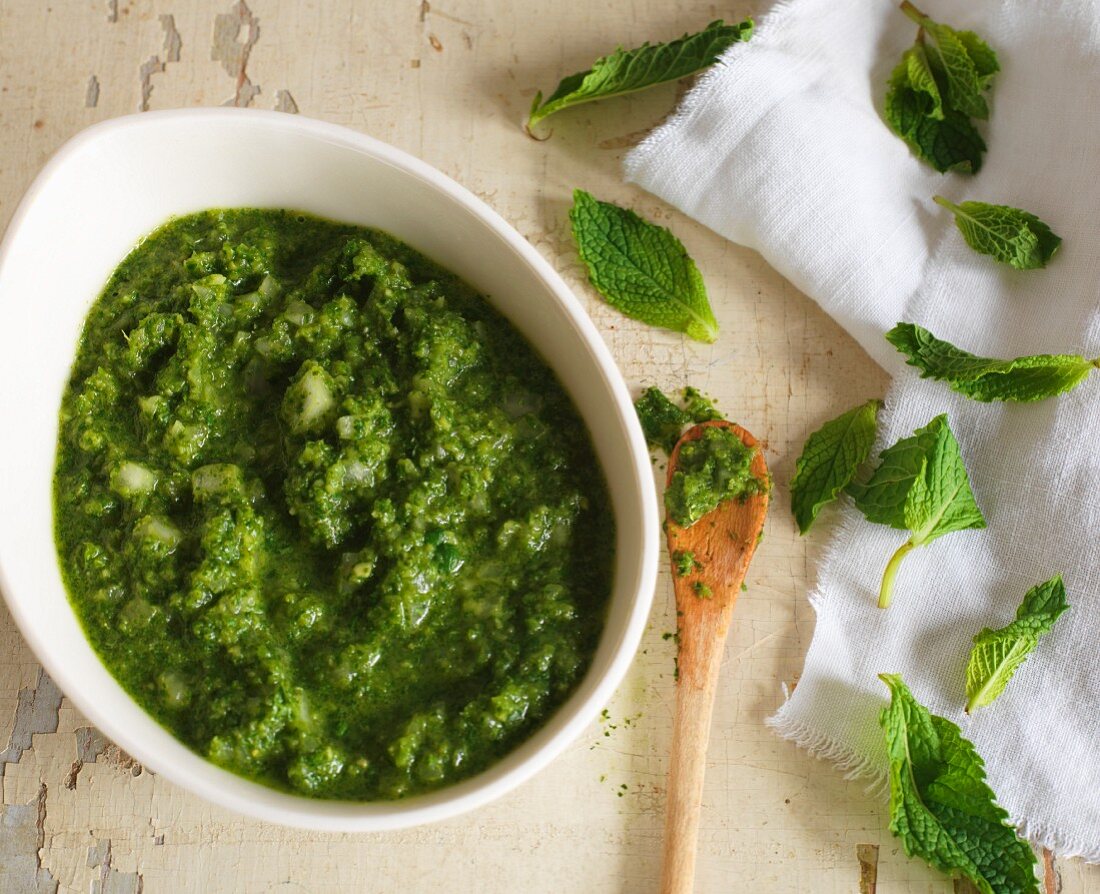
(0, 108, 658, 830)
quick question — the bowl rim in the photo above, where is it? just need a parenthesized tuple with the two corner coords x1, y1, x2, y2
(0, 107, 659, 830)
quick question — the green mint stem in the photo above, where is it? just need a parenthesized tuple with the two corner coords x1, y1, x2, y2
(899, 1, 928, 26)
(966, 679, 994, 715)
(932, 195, 958, 213)
(879, 540, 915, 609)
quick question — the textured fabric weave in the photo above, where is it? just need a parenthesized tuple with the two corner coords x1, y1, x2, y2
(626, 0, 1100, 859)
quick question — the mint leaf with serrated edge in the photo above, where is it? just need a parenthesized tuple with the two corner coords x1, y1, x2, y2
(879, 674, 1039, 894)
(888, 323, 1098, 402)
(528, 20, 753, 128)
(901, 2, 999, 120)
(934, 196, 1062, 269)
(965, 576, 1068, 713)
(849, 414, 985, 608)
(571, 190, 719, 342)
(790, 399, 881, 535)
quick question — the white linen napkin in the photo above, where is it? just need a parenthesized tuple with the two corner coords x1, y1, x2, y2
(626, 0, 1100, 859)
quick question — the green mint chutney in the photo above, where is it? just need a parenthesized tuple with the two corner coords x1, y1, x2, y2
(665, 427, 764, 528)
(53, 209, 615, 801)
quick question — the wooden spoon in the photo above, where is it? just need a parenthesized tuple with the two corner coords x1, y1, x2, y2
(660, 420, 770, 894)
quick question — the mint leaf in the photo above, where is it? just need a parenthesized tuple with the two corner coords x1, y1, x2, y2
(955, 30, 1000, 87)
(790, 399, 881, 535)
(901, 3, 999, 120)
(885, 55, 986, 173)
(879, 675, 1039, 894)
(934, 197, 1062, 270)
(888, 323, 1098, 402)
(965, 576, 1068, 713)
(850, 414, 985, 608)
(571, 190, 719, 342)
(902, 45, 944, 119)
(528, 20, 753, 127)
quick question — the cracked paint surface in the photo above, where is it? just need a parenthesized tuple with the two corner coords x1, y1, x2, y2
(88, 839, 143, 894)
(0, 670, 62, 778)
(212, 0, 260, 107)
(138, 15, 182, 112)
(85, 75, 100, 108)
(274, 89, 298, 114)
(64, 727, 144, 790)
(0, 784, 58, 894)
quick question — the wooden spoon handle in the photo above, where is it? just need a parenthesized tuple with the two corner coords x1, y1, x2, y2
(660, 623, 727, 894)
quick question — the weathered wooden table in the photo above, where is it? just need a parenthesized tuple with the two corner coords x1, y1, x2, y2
(1, 2, 1096, 891)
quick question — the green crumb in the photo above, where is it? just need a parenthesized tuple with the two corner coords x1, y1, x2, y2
(740, 582, 748, 592)
(693, 581, 713, 599)
(634, 387, 690, 454)
(633, 385, 726, 455)
(672, 549, 702, 576)
(599, 774, 606, 783)
(665, 427, 765, 527)
(661, 630, 681, 680)
(683, 386, 722, 422)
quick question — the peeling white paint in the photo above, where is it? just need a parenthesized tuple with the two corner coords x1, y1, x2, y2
(85, 75, 100, 108)
(65, 727, 145, 791)
(161, 15, 182, 64)
(0, 670, 62, 778)
(0, 785, 58, 894)
(212, 1, 261, 108)
(274, 89, 298, 114)
(89, 838, 143, 894)
(138, 15, 182, 112)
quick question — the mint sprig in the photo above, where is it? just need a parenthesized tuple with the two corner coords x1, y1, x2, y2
(884, 3, 998, 173)
(849, 414, 985, 608)
(790, 399, 881, 535)
(888, 323, 1097, 402)
(900, 2, 999, 120)
(570, 190, 719, 342)
(528, 20, 753, 128)
(880, 675, 1039, 894)
(934, 197, 1062, 270)
(965, 576, 1069, 713)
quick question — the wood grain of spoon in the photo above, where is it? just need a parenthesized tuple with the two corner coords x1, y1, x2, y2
(659, 419, 770, 894)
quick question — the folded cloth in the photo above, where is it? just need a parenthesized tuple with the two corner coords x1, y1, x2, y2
(626, 0, 1100, 860)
